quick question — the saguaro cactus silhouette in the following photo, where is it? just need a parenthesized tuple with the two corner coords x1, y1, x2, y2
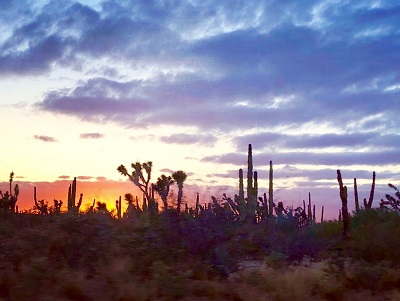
(354, 178, 360, 212)
(363, 171, 376, 209)
(34, 186, 48, 215)
(337, 170, 349, 237)
(268, 160, 274, 216)
(67, 177, 82, 214)
(246, 144, 258, 223)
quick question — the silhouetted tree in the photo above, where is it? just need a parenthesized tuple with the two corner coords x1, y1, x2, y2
(154, 174, 174, 211)
(118, 161, 153, 205)
(172, 170, 187, 213)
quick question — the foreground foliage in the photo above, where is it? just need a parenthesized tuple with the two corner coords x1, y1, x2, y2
(0, 208, 399, 301)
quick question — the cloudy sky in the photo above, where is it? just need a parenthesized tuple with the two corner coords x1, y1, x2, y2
(1, 0, 399, 218)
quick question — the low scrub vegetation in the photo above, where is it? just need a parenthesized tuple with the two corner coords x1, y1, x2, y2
(0, 209, 399, 301)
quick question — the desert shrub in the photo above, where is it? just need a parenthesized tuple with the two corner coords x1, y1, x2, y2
(265, 251, 287, 269)
(345, 209, 400, 264)
(346, 260, 400, 291)
(229, 265, 345, 301)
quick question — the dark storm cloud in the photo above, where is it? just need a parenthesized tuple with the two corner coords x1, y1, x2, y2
(34, 135, 58, 143)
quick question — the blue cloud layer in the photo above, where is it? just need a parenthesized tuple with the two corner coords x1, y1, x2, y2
(1, 0, 399, 191)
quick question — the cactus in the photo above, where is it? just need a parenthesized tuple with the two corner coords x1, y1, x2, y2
(268, 160, 274, 216)
(380, 183, 400, 212)
(34, 186, 48, 215)
(195, 193, 200, 216)
(53, 199, 63, 214)
(363, 171, 376, 209)
(0, 172, 19, 213)
(87, 199, 96, 214)
(67, 177, 82, 214)
(260, 192, 268, 220)
(123, 194, 138, 219)
(154, 174, 174, 211)
(337, 170, 349, 237)
(313, 204, 316, 223)
(116, 196, 122, 219)
(220, 145, 274, 222)
(118, 161, 158, 215)
(96, 201, 109, 214)
(353, 178, 360, 212)
(321, 206, 324, 223)
(308, 192, 313, 223)
(236, 169, 247, 221)
(275, 201, 287, 217)
(246, 144, 258, 223)
(172, 170, 187, 213)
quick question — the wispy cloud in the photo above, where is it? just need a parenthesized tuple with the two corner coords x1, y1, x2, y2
(80, 132, 105, 139)
(77, 176, 93, 181)
(159, 133, 217, 146)
(34, 135, 58, 143)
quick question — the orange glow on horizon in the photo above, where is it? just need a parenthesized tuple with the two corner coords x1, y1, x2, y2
(0, 179, 141, 213)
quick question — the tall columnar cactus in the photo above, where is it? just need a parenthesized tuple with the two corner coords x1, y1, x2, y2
(116, 196, 122, 219)
(354, 178, 360, 212)
(364, 171, 376, 209)
(195, 193, 200, 217)
(34, 186, 48, 215)
(261, 192, 268, 219)
(268, 160, 274, 216)
(337, 170, 349, 237)
(234, 169, 247, 221)
(247, 144, 253, 202)
(313, 204, 316, 223)
(246, 144, 258, 223)
(67, 177, 82, 213)
(308, 192, 313, 223)
(321, 206, 324, 223)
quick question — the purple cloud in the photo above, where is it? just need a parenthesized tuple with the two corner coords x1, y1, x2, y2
(80, 132, 105, 139)
(1, 0, 399, 205)
(160, 133, 217, 146)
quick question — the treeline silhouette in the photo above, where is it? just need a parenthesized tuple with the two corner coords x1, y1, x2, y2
(0, 144, 399, 300)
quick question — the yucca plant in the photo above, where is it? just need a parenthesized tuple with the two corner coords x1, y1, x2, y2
(154, 175, 174, 211)
(172, 170, 187, 213)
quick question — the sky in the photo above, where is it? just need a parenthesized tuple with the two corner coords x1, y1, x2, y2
(1, 0, 399, 219)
